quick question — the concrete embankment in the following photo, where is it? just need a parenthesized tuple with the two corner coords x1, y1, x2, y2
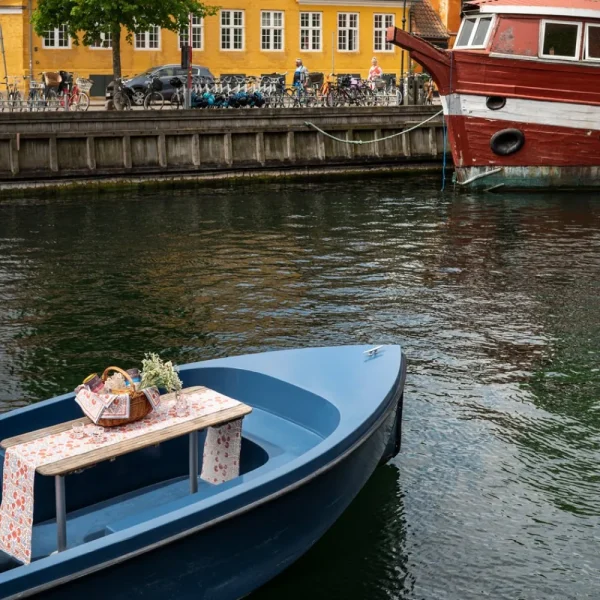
(0, 106, 447, 193)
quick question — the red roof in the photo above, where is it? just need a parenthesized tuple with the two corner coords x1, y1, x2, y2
(467, 0, 600, 9)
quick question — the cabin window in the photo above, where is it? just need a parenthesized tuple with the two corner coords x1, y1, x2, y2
(540, 20, 581, 60)
(585, 24, 600, 61)
(455, 16, 493, 49)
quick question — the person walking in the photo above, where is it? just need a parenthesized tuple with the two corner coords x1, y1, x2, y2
(293, 58, 309, 88)
(368, 57, 383, 84)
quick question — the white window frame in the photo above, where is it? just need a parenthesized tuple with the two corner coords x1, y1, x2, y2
(584, 23, 600, 62)
(220, 10, 245, 51)
(300, 12, 322, 52)
(261, 11, 284, 52)
(42, 25, 71, 49)
(338, 12, 359, 52)
(135, 26, 161, 50)
(454, 15, 495, 49)
(179, 16, 204, 50)
(539, 19, 582, 61)
(374, 13, 395, 52)
(90, 32, 112, 50)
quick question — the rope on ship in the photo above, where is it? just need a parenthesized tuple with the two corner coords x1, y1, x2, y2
(304, 109, 443, 145)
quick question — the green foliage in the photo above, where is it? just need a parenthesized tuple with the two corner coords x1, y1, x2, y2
(32, 0, 218, 73)
(140, 353, 183, 393)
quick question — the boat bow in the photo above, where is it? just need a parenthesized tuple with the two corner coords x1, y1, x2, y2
(386, 27, 452, 94)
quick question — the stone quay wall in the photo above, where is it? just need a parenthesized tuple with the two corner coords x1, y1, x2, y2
(0, 106, 446, 188)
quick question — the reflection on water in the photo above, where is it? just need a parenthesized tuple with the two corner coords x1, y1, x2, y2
(1, 179, 600, 599)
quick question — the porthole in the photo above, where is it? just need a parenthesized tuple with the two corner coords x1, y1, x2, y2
(490, 128, 525, 156)
(486, 96, 506, 111)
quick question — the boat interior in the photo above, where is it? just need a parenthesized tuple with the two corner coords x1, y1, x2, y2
(0, 366, 341, 566)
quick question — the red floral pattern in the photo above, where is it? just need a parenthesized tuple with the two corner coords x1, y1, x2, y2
(0, 387, 244, 565)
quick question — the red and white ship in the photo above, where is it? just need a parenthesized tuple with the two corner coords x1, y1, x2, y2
(387, 0, 600, 190)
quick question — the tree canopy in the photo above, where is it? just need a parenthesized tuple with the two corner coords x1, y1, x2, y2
(32, 0, 218, 78)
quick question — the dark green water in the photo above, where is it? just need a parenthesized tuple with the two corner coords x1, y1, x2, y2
(1, 178, 599, 599)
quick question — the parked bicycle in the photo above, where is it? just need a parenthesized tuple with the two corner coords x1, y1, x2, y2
(0, 76, 24, 112)
(45, 72, 91, 111)
(142, 76, 165, 110)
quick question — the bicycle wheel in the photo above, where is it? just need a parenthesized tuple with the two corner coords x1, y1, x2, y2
(9, 91, 23, 112)
(74, 92, 90, 111)
(144, 91, 164, 110)
(113, 90, 131, 111)
(282, 89, 296, 108)
(360, 87, 377, 107)
(171, 90, 184, 109)
(46, 89, 60, 111)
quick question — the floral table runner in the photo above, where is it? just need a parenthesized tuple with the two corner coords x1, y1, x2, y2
(0, 387, 244, 564)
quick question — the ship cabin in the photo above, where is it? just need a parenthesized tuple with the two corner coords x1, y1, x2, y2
(455, 0, 600, 65)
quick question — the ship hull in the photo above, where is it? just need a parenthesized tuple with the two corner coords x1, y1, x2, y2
(386, 27, 600, 190)
(444, 93, 600, 190)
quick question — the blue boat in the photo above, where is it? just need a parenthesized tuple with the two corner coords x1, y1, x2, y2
(0, 345, 406, 599)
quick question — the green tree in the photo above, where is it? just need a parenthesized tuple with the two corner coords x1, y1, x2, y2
(32, 0, 218, 79)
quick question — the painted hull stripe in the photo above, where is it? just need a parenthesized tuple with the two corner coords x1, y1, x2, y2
(441, 94, 600, 132)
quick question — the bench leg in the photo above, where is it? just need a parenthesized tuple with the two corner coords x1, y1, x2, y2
(55, 475, 67, 552)
(189, 431, 198, 494)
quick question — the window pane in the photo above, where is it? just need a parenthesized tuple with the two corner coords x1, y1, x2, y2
(588, 25, 600, 58)
(375, 15, 382, 28)
(262, 12, 270, 26)
(456, 18, 475, 46)
(313, 14, 320, 27)
(543, 22, 579, 57)
(234, 11, 242, 26)
(222, 12, 230, 26)
(274, 13, 282, 27)
(312, 29, 320, 50)
(339, 14, 346, 28)
(472, 17, 492, 46)
(301, 13, 308, 27)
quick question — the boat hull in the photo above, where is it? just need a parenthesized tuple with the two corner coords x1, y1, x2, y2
(27, 392, 401, 600)
(386, 27, 600, 190)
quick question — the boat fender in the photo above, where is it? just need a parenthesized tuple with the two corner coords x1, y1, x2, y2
(486, 96, 506, 111)
(490, 129, 525, 156)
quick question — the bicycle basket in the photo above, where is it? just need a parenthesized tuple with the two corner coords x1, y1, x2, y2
(338, 75, 351, 88)
(169, 77, 184, 88)
(44, 72, 61, 87)
(150, 77, 163, 91)
(76, 78, 93, 93)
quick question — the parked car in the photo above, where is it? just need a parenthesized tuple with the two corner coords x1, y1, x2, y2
(106, 64, 214, 105)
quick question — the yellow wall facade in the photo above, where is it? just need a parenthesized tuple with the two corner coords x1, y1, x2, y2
(6, 0, 410, 83)
(0, 6, 26, 81)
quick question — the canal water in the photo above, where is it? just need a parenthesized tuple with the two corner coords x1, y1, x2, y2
(0, 177, 599, 599)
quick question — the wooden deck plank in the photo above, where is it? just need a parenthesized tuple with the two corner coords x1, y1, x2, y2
(39, 404, 251, 476)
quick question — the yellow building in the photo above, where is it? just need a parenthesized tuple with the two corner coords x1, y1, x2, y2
(0, 0, 452, 91)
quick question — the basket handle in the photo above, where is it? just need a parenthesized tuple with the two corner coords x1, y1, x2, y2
(102, 366, 135, 388)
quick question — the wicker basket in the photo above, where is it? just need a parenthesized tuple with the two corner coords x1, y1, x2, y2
(76, 78, 93, 93)
(97, 366, 153, 427)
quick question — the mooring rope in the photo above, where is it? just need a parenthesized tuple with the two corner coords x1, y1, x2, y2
(304, 109, 444, 145)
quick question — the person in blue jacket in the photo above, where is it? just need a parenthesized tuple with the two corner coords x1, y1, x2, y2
(293, 59, 309, 88)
